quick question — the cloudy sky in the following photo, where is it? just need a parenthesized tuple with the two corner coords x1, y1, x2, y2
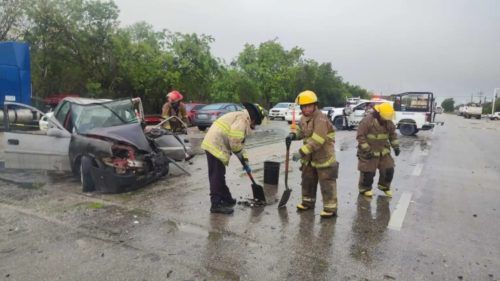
(113, 0, 500, 104)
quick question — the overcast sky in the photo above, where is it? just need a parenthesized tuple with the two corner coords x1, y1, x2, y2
(113, 0, 500, 104)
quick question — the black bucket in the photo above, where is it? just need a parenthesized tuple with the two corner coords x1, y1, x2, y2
(264, 161, 280, 186)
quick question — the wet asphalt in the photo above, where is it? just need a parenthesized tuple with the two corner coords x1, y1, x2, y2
(0, 114, 499, 281)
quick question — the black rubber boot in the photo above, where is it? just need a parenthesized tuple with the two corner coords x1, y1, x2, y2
(222, 197, 237, 207)
(210, 203, 234, 214)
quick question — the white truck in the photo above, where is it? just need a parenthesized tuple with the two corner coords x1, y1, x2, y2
(333, 92, 442, 136)
(462, 104, 482, 119)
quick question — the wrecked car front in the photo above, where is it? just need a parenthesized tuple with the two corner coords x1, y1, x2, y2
(70, 100, 169, 193)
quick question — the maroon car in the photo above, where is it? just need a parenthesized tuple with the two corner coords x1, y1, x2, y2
(185, 102, 206, 126)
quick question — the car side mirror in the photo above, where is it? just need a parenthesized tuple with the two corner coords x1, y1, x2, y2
(47, 127, 70, 138)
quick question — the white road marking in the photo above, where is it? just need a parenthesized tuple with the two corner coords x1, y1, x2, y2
(412, 163, 424, 176)
(388, 192, 413, 231)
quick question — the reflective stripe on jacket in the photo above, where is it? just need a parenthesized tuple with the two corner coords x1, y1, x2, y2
(201, 110, 251, 165)
(356, 113, 398, 156)
(161, 102, 188, 129)
(296, 109, 336, 168)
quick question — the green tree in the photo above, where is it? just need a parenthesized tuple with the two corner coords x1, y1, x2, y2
(235, 40, 304, 107)
(0, 0, 28, 40)
(166, 32, 221, 102)
(441, 98, 455, 112)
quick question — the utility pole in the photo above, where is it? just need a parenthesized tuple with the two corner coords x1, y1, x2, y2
(493, 88, 499, 115)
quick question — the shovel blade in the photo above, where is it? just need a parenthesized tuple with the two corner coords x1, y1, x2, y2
(252, 184, 266, 202)
(278, 188, 292, 208)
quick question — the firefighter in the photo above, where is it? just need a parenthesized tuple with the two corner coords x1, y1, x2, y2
(161, 90, 188, 133)
(201, 103, 263, 214)
(356, 102, 400, 197)
(285, 90, 339, 218)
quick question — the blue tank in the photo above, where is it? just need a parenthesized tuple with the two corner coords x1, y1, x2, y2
(0, 41, 31, 106)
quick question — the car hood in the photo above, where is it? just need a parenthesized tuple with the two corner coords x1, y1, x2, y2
(85, 123, 152, 152)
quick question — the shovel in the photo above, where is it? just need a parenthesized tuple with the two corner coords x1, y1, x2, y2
(278, 106, 296, 208)
(278, 140, 292, 208)
(237, 157, 266, 202)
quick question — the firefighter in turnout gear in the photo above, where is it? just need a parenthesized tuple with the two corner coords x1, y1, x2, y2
(356, 102, 400, 197)
(161, 90, 188, 133)
(285, 90, 339, 218)
(202, 102, 263, 214)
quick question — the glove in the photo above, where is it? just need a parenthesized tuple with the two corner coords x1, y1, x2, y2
(285, 133, 296, 147)
(243, 164, 252, 174)
(292, 152, 302, 162)
(394, 147, 400, 157)
(235, 151, 251, 173)
(359, 150, 373, 160)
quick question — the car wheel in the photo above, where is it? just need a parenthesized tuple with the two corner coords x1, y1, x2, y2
(160, 160, 170, 177)
(80, 156, 95, 192)
(197, 126, 207, 131)
(399, 124, 416, 136)
(333, 117, 344, 130)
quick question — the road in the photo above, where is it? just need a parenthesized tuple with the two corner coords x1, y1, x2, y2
(0, 114, 499, 281)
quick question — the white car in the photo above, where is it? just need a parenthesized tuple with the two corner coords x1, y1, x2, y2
(38, 112, 54, 131)
(489, 112, 500, 120)
(269, 102, 294, 120)
(285, 105, 302, 124)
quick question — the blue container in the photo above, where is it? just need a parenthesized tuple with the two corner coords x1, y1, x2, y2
(0, 41, 31, 106)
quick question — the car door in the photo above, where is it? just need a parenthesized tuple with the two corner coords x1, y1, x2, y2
(3, 101, 72, 171)
(350, 103, 368, 125)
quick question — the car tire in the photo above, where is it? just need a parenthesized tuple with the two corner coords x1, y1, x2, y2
(160, 160, 170, 177)
(269, 117, 274, 120)
(333, 117, 344, 130)
(80, 156, 95, 192)
(198, 126, 207, 131)
(399, 124, 416, 136)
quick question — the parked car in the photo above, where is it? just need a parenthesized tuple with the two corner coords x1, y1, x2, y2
(269, 102, 294, 120)
(2, 97, 187, 194)
(489, 112, 500, 120)
(285, 104, 302, 124)
(144, 114, 163, 125)
(193, 103, 244, 131)
(185, 102, 206, 126)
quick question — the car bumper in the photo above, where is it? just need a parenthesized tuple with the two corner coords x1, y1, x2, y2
(193, 119, 214, 127)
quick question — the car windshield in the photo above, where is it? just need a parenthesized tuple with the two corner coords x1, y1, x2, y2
(274, 103, 289, 108)
(193, 104, 205, 110)
(201, 104, 225, 110)
(73, 99, 139, 133)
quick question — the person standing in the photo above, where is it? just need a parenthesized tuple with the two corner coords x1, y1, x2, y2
(286, 90, 339, 218)
(162, 90, 188, 133)
(356, 102, 400, 197)
(201, 103, 263, 214)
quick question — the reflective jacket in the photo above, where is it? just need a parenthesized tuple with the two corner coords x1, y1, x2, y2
(296, 109, 336, 168)
(356, 113, 399, 158)
(201, 110, 251, 165)
(162, 102, 187, 131)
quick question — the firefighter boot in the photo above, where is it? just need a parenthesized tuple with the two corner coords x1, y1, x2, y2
(359, 171, 375, 197)
(210, 203, 234, 214)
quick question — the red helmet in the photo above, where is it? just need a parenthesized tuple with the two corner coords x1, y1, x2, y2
(167, 90, 183, 102)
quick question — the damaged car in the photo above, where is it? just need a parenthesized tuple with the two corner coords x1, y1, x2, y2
(3, 97, 190, 193)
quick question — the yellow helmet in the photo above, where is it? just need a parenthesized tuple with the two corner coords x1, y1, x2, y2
(374, 102, 395, 120)
(295, 90, 318, 105)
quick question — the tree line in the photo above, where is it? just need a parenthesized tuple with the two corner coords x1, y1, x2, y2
(441, 98, 500, 114)
(1, 0, 369, 113)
